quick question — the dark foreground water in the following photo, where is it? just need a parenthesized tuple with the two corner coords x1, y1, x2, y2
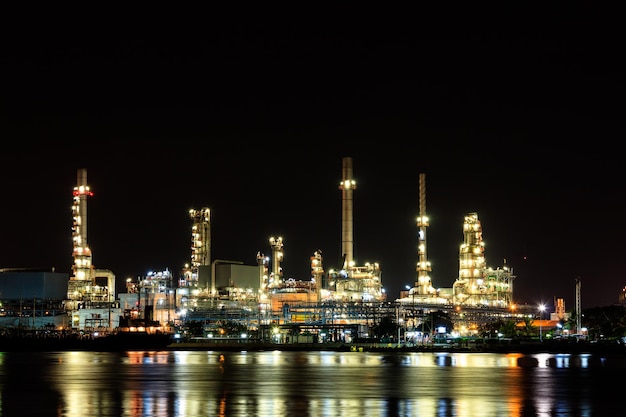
(0, 349, 623, 416)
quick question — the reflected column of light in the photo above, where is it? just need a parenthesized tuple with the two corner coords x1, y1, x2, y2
(55, 352, 211, 417)
(117, 366, 175, 417)
(62, 390, 97, 417)
(62, 393, 119, 417)
(311, 398, 392, 417)
(455, 397, 515, 417)
(523, 353, 563, 415)
(503, 353, 529, 416)
(532, 367, 557, 416)
(384, 352, 437, 416)
(430, 354, 522, 417)
(179, 351, 231, 416)
(52, 352, 114, 417)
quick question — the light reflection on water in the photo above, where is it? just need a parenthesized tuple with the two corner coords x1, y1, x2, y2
(0, 350, 624, 416)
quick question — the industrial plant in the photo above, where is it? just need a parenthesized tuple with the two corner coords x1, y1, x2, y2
(0, 158, 579, 344)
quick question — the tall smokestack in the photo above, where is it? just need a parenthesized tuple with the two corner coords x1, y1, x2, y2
(415, 173, 433, 294)
(71, 168, 93, 281)
(339, 157, 356, 269)
(76, 169, 89, 252)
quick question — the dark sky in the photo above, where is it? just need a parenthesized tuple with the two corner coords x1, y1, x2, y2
(2, 11, 624, 309)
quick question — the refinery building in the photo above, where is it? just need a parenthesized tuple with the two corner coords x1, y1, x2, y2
(1, 158, 540, 340)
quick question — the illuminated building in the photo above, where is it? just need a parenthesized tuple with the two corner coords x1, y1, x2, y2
(0, 161, 524, 339)
(181, 207, 211, 290)
(409, 173, 435, 300)
(452, 213, 515, 308)
(329, 157, 385, 303)
(65, 169, 120, 330)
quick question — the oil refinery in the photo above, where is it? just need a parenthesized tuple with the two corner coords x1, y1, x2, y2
(0, 157, 575, 344)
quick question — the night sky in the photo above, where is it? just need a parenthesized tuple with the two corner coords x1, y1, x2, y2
(2, 11, 624, 310)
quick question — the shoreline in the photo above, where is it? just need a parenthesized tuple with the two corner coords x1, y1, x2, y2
(165, 340, 626, 355)
(2, 330, 625, 355)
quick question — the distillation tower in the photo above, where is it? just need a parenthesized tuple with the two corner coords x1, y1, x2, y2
(66, 168, 114, 311)
(70, 169, 93, 283)
(310, 250, 324, 302)
(257, 251, 269, 294)
(183, 208, 211, 290)
(333, 157, 384, 302)
(269, 236, 284, 288)
(452, 212, 514, 307)
(453, 213, 486, 305)
(411, 173, 435, 298)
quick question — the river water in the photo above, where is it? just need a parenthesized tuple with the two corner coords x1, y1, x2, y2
(0, 349, 622, 416)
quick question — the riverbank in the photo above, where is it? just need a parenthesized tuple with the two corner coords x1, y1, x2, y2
(165, 339, 626, 354)
(2, 330, 624, 354)
(0, 329, 173, 352)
